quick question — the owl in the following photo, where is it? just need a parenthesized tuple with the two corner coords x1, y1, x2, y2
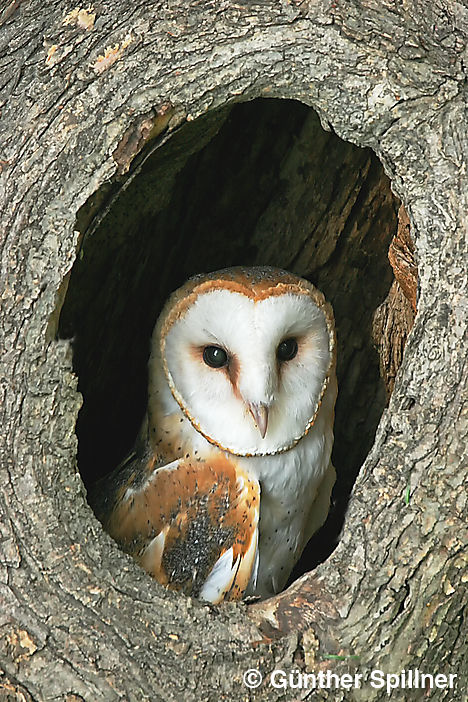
(89, 266, 337, 603)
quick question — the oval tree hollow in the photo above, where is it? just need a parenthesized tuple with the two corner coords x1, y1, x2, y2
(59, 97, 400, 580)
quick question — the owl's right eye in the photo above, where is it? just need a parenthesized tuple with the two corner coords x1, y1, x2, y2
(203, 345, 228, 368)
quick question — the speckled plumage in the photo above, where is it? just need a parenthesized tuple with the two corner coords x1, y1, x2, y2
(90, 266, 336, 602)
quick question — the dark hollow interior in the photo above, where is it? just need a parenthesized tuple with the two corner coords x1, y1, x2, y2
(58, 98, 399, 575)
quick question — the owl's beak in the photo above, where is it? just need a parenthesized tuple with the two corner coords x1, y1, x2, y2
(248, 402, 269, 439)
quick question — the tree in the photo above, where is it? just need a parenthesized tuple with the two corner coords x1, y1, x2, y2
(0, 1, 466, 700)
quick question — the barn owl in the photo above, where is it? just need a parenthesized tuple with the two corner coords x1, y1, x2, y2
(90, 266, 337, 603)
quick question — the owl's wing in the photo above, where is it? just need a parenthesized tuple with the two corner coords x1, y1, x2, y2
(91, 451, 260, 604)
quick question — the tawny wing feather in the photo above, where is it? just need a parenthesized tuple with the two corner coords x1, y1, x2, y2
(90, 452, 260, 604)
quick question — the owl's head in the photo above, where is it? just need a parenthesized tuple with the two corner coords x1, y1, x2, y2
(150, 267, 336, 457)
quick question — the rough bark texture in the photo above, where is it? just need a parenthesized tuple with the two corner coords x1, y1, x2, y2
(0, 1, 467, 701)
(373, 205, 418, 396)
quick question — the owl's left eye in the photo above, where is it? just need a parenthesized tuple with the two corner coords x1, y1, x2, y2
(277, 338, 298, 362)
(203, 345, 228, 368)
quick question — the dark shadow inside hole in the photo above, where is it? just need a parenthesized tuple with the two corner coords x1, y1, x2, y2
(59, 98, 398, 578)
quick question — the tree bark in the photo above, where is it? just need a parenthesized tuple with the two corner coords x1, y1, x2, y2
(373, 205, 417, 397)
(0, 2, 466, 701)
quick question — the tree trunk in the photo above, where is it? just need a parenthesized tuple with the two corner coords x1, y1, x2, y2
(0, 2, 466, 700)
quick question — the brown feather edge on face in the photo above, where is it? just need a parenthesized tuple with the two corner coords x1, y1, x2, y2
(157, 267, 336, 457)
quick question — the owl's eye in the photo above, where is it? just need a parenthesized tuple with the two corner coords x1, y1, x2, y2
(203, 345, 228, 368)
(277, 338, 298, 362)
